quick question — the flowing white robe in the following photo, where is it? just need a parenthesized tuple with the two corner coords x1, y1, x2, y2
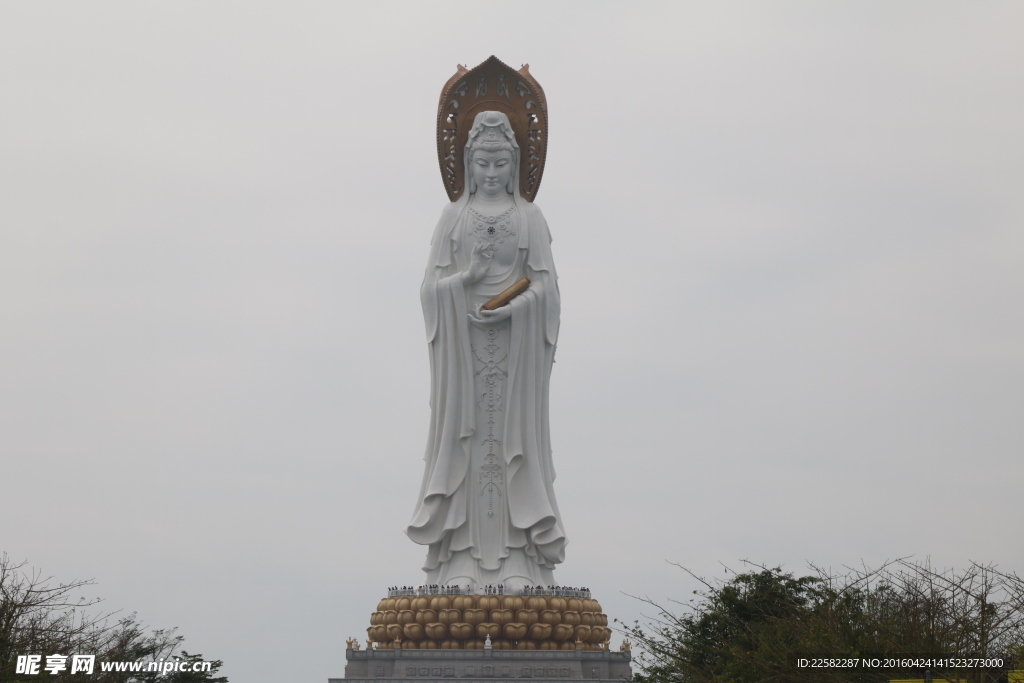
(406, 196, 566, 588)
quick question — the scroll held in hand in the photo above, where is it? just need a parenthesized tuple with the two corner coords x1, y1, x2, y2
(481, 278, 531, 311)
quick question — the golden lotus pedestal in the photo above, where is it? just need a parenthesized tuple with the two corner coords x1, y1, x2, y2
(333, 592, 632, 682)
(366, 594, 613, 651)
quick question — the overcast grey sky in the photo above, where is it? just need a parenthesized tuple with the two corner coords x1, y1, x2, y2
(2, 2, 1022, 682)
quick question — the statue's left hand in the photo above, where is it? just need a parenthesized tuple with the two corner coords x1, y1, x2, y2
(468, 304, 513, 326)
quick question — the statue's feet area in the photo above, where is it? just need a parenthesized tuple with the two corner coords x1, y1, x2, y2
(366, 593, 612, 651)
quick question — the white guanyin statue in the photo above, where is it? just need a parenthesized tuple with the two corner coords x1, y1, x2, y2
(405, 109, 566, 590)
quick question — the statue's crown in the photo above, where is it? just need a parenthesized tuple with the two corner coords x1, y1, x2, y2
(470, 123, 511, 149)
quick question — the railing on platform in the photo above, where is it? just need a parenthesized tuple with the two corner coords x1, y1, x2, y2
(386, 586, 592, 599)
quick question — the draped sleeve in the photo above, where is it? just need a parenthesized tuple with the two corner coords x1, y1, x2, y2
(421, 201, 465, 343)
(522, 202, 560, 346)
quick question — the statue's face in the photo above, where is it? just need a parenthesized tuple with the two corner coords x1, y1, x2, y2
(471, 149, 514, 196)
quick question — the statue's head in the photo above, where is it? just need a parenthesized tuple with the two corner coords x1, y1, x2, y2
(465, 111, 519, 197)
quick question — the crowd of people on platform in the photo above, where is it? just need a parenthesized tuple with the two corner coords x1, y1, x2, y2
(522, 585, 591, 597)
(387, 584, 467, 596)
(385, 584, 591, 598)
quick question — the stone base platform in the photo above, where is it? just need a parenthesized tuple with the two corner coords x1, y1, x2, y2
(334, 647, 632, 683)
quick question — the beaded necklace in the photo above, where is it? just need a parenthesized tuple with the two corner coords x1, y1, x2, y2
(468, 205, 517, 247)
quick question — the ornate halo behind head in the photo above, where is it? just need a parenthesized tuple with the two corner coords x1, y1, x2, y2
(436, 55, 548, 203)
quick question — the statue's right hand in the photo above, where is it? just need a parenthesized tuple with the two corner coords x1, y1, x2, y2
(463, 241, 492, 284)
